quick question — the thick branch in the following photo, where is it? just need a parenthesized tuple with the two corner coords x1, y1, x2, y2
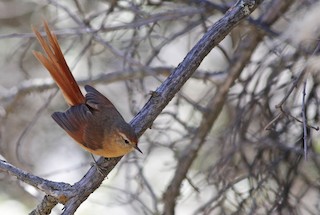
(2, 0, 265, 213)
(162, 0, 294, 214)
(60, 0, 264, 214)
(30, 195, 58, 215)
(0, 160, 72, 202)
(132, 0, 263, 135)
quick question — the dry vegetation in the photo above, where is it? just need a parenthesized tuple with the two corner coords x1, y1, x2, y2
(0, 0, 320, 214)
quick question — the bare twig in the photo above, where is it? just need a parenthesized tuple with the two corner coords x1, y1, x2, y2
(162, 0, 293, 213)
(0, 67, 224, 104)
(275, 70, 306, 109)
(302, 81, 308, 160)
(15, 90, 58, 166)
(4, 0, 314, 214)
(30, 195, 58, 215)
(0, 160, 72, 201)
(61, 0, 265, 214)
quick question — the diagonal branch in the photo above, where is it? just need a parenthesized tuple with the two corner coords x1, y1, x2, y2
(131, 0, 263, 135)
(60, 0, 265, 214)
(0, 160, 72, 202)
(162, 0, 294, 214)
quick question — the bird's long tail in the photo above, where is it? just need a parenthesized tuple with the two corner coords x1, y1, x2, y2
(32, 21, 85, 106)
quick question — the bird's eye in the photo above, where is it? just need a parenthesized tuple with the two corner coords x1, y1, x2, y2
(119, 132, 131, 144)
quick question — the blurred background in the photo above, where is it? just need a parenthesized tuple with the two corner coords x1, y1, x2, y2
(0, 0, 320, 214)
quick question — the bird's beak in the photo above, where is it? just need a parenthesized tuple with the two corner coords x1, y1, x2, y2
(134, 145, 143, 154)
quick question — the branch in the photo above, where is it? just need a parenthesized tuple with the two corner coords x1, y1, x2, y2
(0, 0, 262, 213)
(302, 81, 308, 160)
(162, 0, 294, 214)
(132, 0, 264, 135)
(30, 195, 58, 215)
(60, 0, 265, 214)
(0, 160, 72, 202)
(0, 67, 224, 104)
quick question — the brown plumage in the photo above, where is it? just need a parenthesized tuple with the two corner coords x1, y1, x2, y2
(33, 21, 141, 157)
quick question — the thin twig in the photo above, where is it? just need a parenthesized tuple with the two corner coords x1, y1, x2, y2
(61, 1, 265, 214)
(15, 90, 58, 166)
(302, 81, 308, 160)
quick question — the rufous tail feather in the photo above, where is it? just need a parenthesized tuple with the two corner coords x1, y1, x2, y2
(32, 21, 85, 106)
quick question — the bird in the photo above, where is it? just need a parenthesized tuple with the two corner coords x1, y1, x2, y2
(32, 21, 141, 158)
